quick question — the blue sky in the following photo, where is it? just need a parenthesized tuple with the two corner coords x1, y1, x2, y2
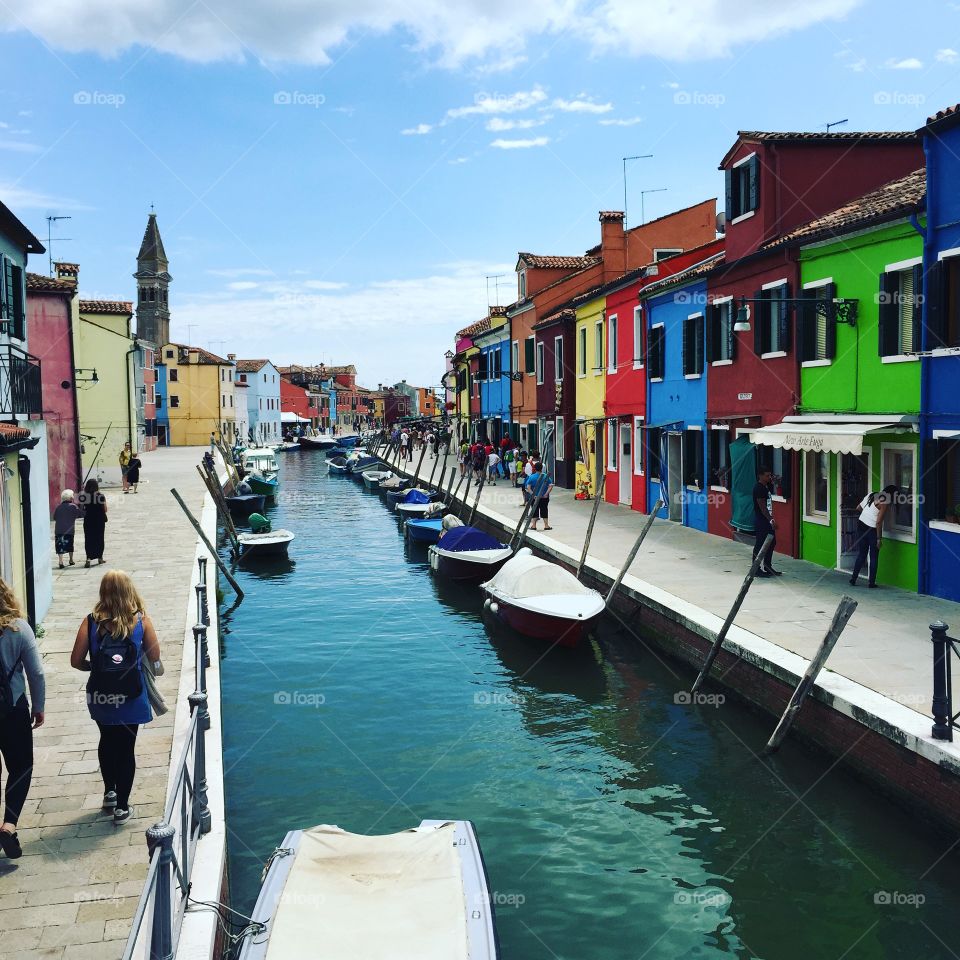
(2, 0, 957, 388)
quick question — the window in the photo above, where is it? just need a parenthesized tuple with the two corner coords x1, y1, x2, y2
(518, 269, 527, 299)
(648, 325, 665, 380)
(648, 428, 663, 481)
(879, 265, 921, 356)
(633, 418, 644, 474)
(524, 337, 536, 374)
(239, 373, 247, 383)
(654, 248, 682, 262)
(804, 451, 830, 522)
(555, 416, 565, 459)
(607, 419, 617, 469)
(707, 300, 735, 363)
(536, 341, 545, 384)
(709, 428, 731, 489)
(726, 153, 759, 221)
(882, 445, 916, 540)
(928, 256, 960, 349)
(169, 368, 179, 382)
(512, 340, 519, 374)
(554, 336, 564, 382)
(682, 314, 704, 376)
(477, 351, 489, 381)
(683, 430, 704, 489)
(923, 437, 960, 526)
(754, 283, 790, 356)
(578, 327, 587, 375)
(156, 395, 163, 409)
(0, 258, 25, 339)
(608, 314, 618, 372)
(165, 349, 174, 359)
(594, 320, 603, 372)
(633, 307, 645, 365)
(170, 395, 180, 408)
(798, 282, 838, 363)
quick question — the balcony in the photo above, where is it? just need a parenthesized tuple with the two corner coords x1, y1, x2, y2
(0, 344, 43, 418)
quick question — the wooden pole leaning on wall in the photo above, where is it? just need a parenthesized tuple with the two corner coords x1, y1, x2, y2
(604, 498, 663, 606)
(445, 466, 457, 505)
(691, 534, 774, 694)
(467, 471, 487, 526)
(196, 464, 240, 557)
(575, 470, 607, 580)
(413, 439, 428, 488)
(427, 441, 441, 491)
(458, 471, 473, 521)
(763, 596, 857, 756)
(171, 488, 244, 599)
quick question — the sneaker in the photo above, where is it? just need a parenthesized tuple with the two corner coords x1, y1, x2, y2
(113, 807, 132, 824)
(102, 790, 117, 810)
(868, 583, 878, 589)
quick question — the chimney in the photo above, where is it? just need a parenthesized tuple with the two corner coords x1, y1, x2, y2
(598, 211, 627, 281)
(227, 353, 236, 361)
(54, 262, 79, 287)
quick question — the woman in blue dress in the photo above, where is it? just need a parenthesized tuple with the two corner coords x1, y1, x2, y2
(70, 570, 160, 823)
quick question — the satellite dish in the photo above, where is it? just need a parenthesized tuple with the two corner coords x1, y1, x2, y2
(716, 211, 726, 235)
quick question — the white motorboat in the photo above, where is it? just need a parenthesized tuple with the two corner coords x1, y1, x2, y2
(237, 529, 295, 560)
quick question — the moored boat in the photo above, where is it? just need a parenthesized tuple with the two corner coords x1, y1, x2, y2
(428, 526, 513, 583)
(394, 489, 439, 514)
(242, 447, 281, 500)
(327, 456, 350, 474)
(347, 454, 381, 475)
(237, 820, 499, 960)
(480, 547, 605, 647)
(225, 493, 266, 518)
(405, 517, 444, 543)
(237, 529, 295, 560)
(362, 469, 393, 490)
(300, 434, 337, 450)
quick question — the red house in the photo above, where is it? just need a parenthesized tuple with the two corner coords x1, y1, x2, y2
(280, 374, 316, 424)
(705, 130, 923, 557)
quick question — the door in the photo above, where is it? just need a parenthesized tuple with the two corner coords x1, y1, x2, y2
(619, 423, 632, 505)
(838, 451, 870, 572)
(667, 432, 683, 522)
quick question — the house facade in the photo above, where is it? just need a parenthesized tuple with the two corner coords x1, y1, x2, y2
(235, 358, 282, 444)
(532, 308, 575, 486)
(157, 343, 236, 446)
(475, 309, 511, 443)
(573, 292, 607, 494)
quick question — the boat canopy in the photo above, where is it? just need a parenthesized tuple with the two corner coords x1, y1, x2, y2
(439, 526, 505, 553)
(263, 823, 469, 960)
(485, 548, 593, 598)
(401, 489, 433, 504)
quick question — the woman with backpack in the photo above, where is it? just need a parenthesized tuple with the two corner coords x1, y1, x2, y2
(0, 579, 44, 859)
(70, 570, 160, 824)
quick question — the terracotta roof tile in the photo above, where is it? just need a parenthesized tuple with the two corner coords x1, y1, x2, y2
(738, 130, 918, 142)
(79, 299, 133, 315)
(0, 424, 30, 442)
(235, 359, 269, 373)
(456, 316, 492, 339)
(165, 342, 232, 365)
(923, 104, 960, 133)
(26, 272, 76, 292)
(641, 253, 725, 297)
(534, 307, 576, 329)
(765, 168, 925, 249)
(517, 253, 602, 270)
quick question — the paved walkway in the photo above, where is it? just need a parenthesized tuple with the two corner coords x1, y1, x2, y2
(395, 449, 960, 714)
(0, 448, 206, 960)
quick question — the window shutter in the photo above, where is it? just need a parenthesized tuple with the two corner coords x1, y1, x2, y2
(1, 256, 12, 322)
(753, 289, 764, 355)
(656, 327, 665, 379)
(924, 261, 946, 350)
(748, 155, 760, 211)
(705, 305, 716, 362)
(724, 169, 733, 222)
(778, 284, 792, 355)
(922, 439, 943, 523)
(727, 305, 737, 361)
(780, 451, 793, 501)
(878, 272, 900, 356)
(682, 317, 690, 375)
(525, 338, 535, 373)
(696, 315, 705, 372)
(911, 264, 923, 355)
(10, 264, 23, 339)
(823, 283, 837, 360)
(797, 289, 815, 362)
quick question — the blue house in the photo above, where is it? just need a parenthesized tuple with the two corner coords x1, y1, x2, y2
(642, 267, 710, 530)
(475, 314, 512, 443)
(919, 105, 960, 602)
(154, 361, 170, 444)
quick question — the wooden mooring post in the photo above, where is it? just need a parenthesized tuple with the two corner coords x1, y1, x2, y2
(603, 499, 663, 606)
(576, 470, 607, 579)
(171, 488, 244, 599)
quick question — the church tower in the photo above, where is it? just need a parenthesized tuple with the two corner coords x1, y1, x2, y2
(133, 211, 172, 345)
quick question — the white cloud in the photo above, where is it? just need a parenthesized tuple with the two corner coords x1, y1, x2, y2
(449, 156, 469, 164)
(207, 267, 274, 278)
(490, 136, 550, 149)
(552, 95, 613, 113)
(598, 116, 643, 126)
(228, 281, 260, 290)
(662, 81, 680, 89)
(846, 57, 867, 72)
(936, 48, 959, 64)
(0, 182, 92, 211)
(486, 116, 548, 131)
(401, 122, 433, 135)
(886, 56, 923, 69)
(474, 53, 528, 74)
(303, 280, 348, 289)
(446, 86, 548, 119)
(0, 139, 41, 153)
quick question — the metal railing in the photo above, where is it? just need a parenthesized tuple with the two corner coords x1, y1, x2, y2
(931, 620, 959, 742)
(0, 343, 42, 418)
(122, 557, 214, 960)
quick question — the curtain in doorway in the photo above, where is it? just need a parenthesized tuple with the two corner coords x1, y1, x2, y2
(730, 436, 756, 533)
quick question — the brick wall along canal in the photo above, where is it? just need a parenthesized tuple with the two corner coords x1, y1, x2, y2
(219, 453, 959, 960)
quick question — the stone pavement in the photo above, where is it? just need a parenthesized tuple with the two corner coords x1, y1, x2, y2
(396, 448, 960, 714)
(0, 447, 207, 960)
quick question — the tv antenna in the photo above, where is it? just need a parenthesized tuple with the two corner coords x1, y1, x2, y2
(825, 118, 848, 133)
(622, 155, 653, 229)
(46, 215, 72, 276)
(486, 273, 506, 307)
(640, 187, 668, 225)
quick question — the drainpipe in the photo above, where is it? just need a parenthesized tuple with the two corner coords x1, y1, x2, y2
(17, 455, 35, 629)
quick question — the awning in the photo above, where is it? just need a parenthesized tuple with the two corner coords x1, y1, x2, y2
(933, 429, 960, 440)
(281, 412, 310, 423)
(747, 421, 911, 456)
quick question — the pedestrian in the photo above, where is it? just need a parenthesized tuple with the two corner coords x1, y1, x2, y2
(472, 443, 487, 482)
(850, 485, 899, 588)
(487, 448, 501, 484)
(505, 447, 517, 487)
(70, 570, 160, 823)
(0, 578, 45, 859)
(119, 442, 132, 493)
(524, 461, 554, 531)
(400, 430, 410, 462)
(752, 466, 781, 577)
(426, 430, 436, 459)
(209, 432, 216, 456)
(126, 453, 142, 493)
(53, 489, 83, 569)
(82, 478, 108, 568)
(459, 440, 469, 477)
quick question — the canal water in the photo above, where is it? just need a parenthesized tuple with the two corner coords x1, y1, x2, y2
(220, 453, 959, 960)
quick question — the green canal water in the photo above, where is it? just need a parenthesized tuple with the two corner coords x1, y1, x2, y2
(220, 453, 959, 960)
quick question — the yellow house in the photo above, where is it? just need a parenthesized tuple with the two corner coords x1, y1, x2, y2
(574, 294, 607, 494)
(76, 300, 137, 481)
(160, 343, 236, 446)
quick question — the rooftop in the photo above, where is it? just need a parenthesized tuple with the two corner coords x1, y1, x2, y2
(79, 299, 133, 315)
(235, 359, 270, 373)
(164, 342, 232, 365)
(641, 252, 726, 297)
(516, 253, 602, 270)
(26, 272, 76, 293)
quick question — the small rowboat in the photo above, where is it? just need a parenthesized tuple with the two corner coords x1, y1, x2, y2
(347, 455, 381, 475)
(277, 441, 300, 452)
(428, 526, 512, 582)
(327, 456, 350, 474)
(379, 476, 411, 496)
(405, 517, 444, 543)
(225, 493, 266, 518)
(238, 820, 499, 960)
(481, 547, 605, 647)
(362, 469, 393, 490)
(237, 529, 295, 561)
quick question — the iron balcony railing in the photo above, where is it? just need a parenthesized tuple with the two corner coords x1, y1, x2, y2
(0, 343, 42, 418)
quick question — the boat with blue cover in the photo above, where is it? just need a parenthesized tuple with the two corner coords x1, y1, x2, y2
(428, 526, 513, 582)
(405, 517, 444, 543)
(395, 489, 441, 515)
(347, 455, 381, 475)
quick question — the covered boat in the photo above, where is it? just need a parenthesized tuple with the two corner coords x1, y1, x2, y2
(395, 489, 440, 514)
(379, 476, 411, 495)
(347, 455, 381, 475)
(225, 492, 266, 518)
(481, 547, 605, 647)
(362, 469, 393, 490)
(238, 820, 499, 960)
(429, 525, 512, 582)
(327, 455, 350, 474)
(405, 517, 444, 544)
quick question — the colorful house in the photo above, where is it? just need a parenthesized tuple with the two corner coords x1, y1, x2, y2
(157, 343, 236, 446)
(235, 358, 282, 444)
(475, 308, 511, 442)
(451, 319, 485, 442)
(531, 308, 575, 486)
(918, 105, 960, 601)
(573, 292, 607, 495)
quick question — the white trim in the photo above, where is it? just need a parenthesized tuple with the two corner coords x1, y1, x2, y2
(710, 294, 733, 305)
(687, 311, 703, 321)
(710, 485, 729, 493)
(650, 377, 664, 383)
(930, 520, 960, 534)
(802, 359, 832, 368)
(711, 358, 733, 367)
(929, 347, 960, 358)
(880, 441, 918, 544)
(802, 277, 833, 290)
(932, 429, 960, 439)
(684, 373, 702, 380)
(802, 450, 831, 526)
(937, 246, 960, 261)
(730, 210, 755, 225)
(733, 151, 756, 168)
(761, 277, 788, 290)
(633, 415, 644, 476)
(761, 350, 787, 359)
(686, 424, 703, 431)
(633, 361, 645, 370)
(880, 354, 920, 364)
(771, 494, 787, 504)
(709, 423, 730, 431)
(885, 256, 923, 273)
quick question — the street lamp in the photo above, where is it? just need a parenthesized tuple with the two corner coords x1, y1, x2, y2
(731, 296, 858, 333)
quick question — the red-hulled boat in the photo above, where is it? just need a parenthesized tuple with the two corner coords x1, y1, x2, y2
(480, 548, 606, 647)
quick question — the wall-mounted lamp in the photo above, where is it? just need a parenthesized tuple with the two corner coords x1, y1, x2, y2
(74, 367, 99, 383)
(731, 297, 859, 334)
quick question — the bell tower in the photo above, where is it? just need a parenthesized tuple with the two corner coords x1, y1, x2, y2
(133, 211, 172, 345)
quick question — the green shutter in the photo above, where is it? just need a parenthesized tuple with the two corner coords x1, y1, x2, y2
(878, 272, 900, 356)
(705, 304, 716, 363)
(748, 155, 760, 212)
(524, 338, 535, 373)
(724, 169, 733, 222)
(797, 289, 815, 362)
(823, 284, 837, 360)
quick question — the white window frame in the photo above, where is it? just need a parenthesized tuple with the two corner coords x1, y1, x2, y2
(606, 418, 618, 470)
(512, 340, 519, 375)
(518, 269, 526, 299)
(554, 336, 564, 382)
(803, 450, 831, 526)
(607, 313, 618, 374)
(881, 442, 917, 543)
(709, 423, 731, 492)
(653, 248, 682, 262)
(684, 312, 704, 379)
(710, 295, 734, 366)
(633, 416, 644, 475)
(730, 151, 758, 224)
(578, 326, 587, 377)
(594, 320, 604, 374)
(649, 322, 665, 382)
(535, 341, 545, 385)
(801, 276, 835, 368)
(555, 416, 565, 460)
(633, 306, 644, 369)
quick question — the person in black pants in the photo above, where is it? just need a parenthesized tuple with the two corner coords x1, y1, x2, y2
(752, 466, 781, 577)
(850, 485, 898, 588)
(0, 578, 46, 859)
